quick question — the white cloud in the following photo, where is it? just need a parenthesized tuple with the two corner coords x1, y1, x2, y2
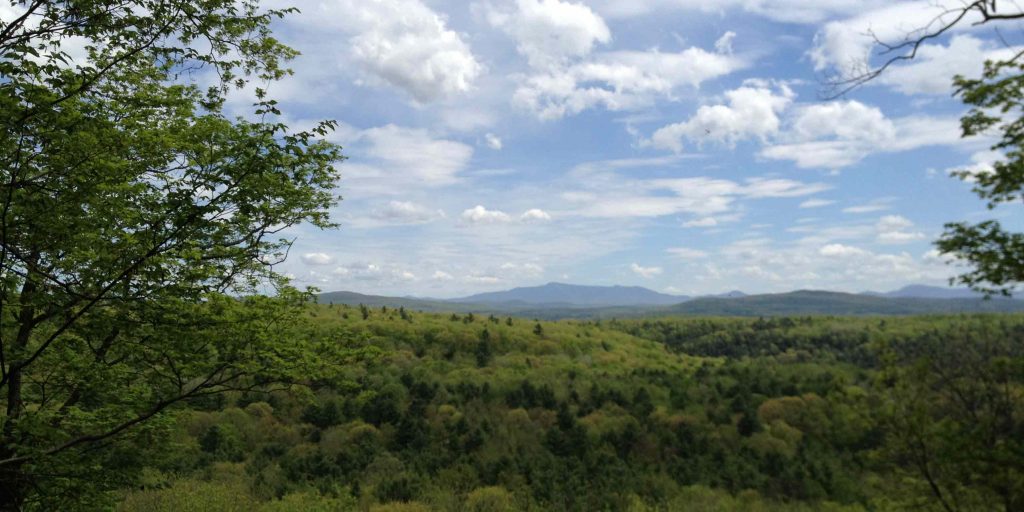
(352, 125, 474, 186)
(499, 261, 545, 277)
(461, 205, 513, 223)
(790, 100, 893, 142)
(649, 83, 794, 152)
(310, 0, 482, 102)
(514, 47, 744, 120)
(819, 243, 868, 257)
(800, 199, 834, 208)
(877, 35, 1023, 95)
(432, 270, 455, 281)
(631, 263, 663, 278)
(667, 247, 709, 259)
(876, 215, 925, 244)
(489, 0, 611, 67)
(714, 31, 736, 54)
(693, 236, 955, 292)
(843, 199, 893, 214)
(466, 275, 502, 284)
(682, 217, 718, 228)
(645, 86, 965, 169)
(948, 150, 1000, 182)
(761, 100, 961, 169)
(327, 262, 417, 283)
(302, 252, 335, 265)
(592, 0, 891, 24)
(741, 177, 830, 198)
(808, 1, 1001, 79)
(485, 133, 503, 150)
(521, 208, 552, 221)
(372, 201, 446, 224)
(566, 176, 827, 219)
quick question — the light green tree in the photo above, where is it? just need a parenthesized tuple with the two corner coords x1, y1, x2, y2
(0, 1, 343, 508)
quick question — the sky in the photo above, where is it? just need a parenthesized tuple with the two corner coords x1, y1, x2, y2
(247, 0, 1024, 298)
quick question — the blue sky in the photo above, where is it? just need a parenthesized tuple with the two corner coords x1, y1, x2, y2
(249, 0, 1022, 298)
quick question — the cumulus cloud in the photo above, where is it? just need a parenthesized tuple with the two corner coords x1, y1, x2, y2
(489, 0, 611, 67)
(760, 100, 961, 169)
(631, 263, 663, 278)
(461, 205, 513, 224)
(305, 0, 482, 102)
(301, 252, 335, 265)
(372, 201, 446, 224)
(514, 47, 744, 120)
(649, 83, 794, 152)
(521, 208, 552, 221)
(645, 84, 964, 169)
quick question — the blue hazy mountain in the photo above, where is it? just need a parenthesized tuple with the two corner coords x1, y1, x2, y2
(452, 282, 687, 306)
(318, 283, 1024, 319)
(863, 284, 988, 299)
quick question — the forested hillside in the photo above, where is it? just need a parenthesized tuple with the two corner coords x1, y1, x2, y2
(110, 307, 1024, 511)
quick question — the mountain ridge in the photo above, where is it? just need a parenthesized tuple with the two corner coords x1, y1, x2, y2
(452, 281, 686, 306)
(317, 284, 1024, 319)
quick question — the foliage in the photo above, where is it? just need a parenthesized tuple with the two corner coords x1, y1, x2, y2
(940, 58, 1024, 295)
(0, 0, 343, 508)
(114, 308, 1024, 511)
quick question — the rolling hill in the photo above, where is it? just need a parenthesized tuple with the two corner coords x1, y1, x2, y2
(668, 290, 1024, 316)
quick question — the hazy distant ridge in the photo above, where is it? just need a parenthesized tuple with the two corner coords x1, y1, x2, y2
(453, 282, 686, 306)
(862, 284, 987, 300)
(318, 283, 1023, 318)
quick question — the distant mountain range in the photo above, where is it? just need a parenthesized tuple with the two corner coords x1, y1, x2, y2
(669, 290, 1020, 316)
(454, 282, 685, 306)
(861, 284, 986, 300)
(318, 282, 1023, 319)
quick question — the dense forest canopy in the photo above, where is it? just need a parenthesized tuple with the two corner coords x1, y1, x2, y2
(0, 0, 342, 508)
(1, 0, 1024, 511)
(111, 308, 1024, 511)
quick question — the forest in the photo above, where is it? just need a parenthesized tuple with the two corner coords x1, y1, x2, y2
(103, 307, 1021, 511)
(4, 1, 1024, 511)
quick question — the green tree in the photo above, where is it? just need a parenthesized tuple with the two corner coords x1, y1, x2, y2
(475, 328, 493, 368)
(0, 1, 342, 508)
(939, 59, 1024, 295)
(822, 1, 1024, 295)
(876, 332, 1024, 511)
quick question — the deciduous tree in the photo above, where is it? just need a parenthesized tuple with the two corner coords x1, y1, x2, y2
(0, 1, 343, 507)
